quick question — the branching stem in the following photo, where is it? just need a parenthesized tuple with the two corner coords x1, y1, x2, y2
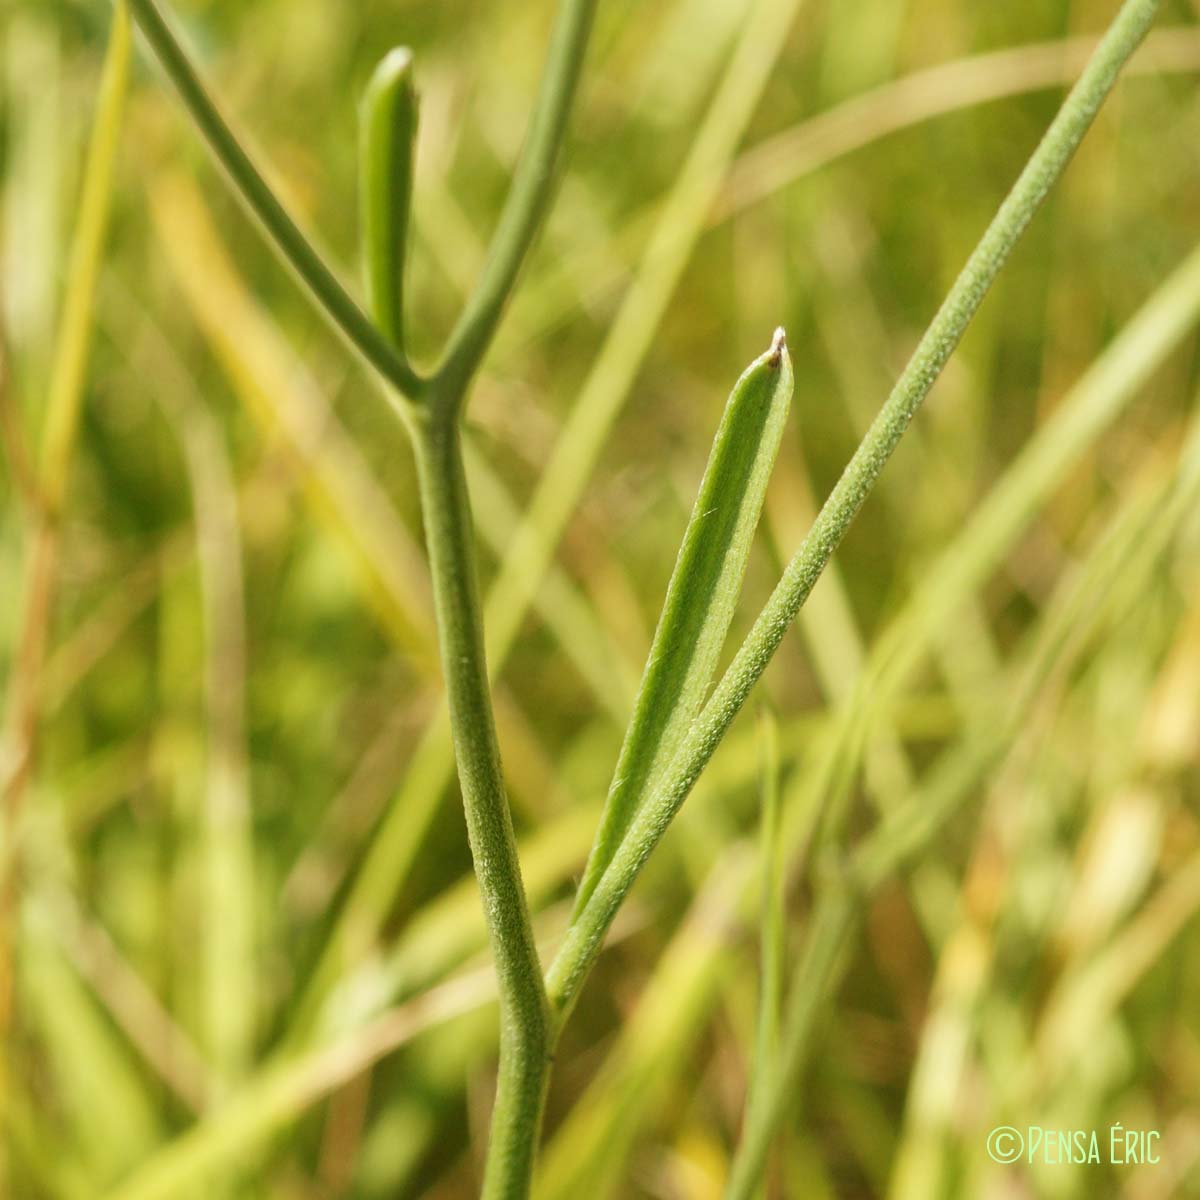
(124, 0, 425, 402)
(126, 0, 597, 1191)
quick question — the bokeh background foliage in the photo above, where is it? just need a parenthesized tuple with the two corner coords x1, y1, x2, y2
(3, 0, 1200, 1196)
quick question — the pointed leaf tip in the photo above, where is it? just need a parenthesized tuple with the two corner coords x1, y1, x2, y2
(572, 340, 794, 914)
(376, 46, 415, 83)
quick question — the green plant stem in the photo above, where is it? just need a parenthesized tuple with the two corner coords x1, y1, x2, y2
(399, 0, 599, 1185)
(545, 0, 1164, 1020)
(412, 412, 552, 1199)
(123, 0, 424, 402)
(432, 0, 597, 408)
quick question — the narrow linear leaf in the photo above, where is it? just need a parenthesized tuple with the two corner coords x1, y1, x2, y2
(39, 0, 131, 510)
(360, 47, 418, 349)
(746, 705, 785, 1156)
(574, 330, 793, 914)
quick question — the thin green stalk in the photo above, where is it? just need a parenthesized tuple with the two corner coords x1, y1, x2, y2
(412, 413, 551, 1199)
(381, 2, 598, 1186)
(123, 0, 424, 402)
(433, 0, 597, 407)
(546, 0, 1165, 1019)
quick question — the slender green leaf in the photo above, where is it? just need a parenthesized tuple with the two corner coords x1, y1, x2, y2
(745, 705, 785, 1183)
(359, 48, 417, 350)
(574, 330, 793, 914)
(39, 0, 130, 513)
(22, 920, 162, 1184)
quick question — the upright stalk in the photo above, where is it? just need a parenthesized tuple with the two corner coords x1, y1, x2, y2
(125, 1, 596, 1189)
(412, 408, 552, 1198)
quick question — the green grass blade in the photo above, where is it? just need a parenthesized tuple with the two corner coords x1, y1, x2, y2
(1, 3, 131, 1128)
(153, 367, 255, 1107)
(573, 330, 793, 913)
(36, 2, 129, 512)
(745, 707, 784, 1169)
(21, 921, 163, 1185)
(359, 48, 417, 352)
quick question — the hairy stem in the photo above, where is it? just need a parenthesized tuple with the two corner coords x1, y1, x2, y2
(124, 0, 424, 401)
(407, 0, 598, 1185)
(413, 412, 552, 1198)
(546, 0, 1165, 1020)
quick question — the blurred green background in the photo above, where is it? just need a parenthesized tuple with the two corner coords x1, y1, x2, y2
(3, 0, 1200, 1196)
